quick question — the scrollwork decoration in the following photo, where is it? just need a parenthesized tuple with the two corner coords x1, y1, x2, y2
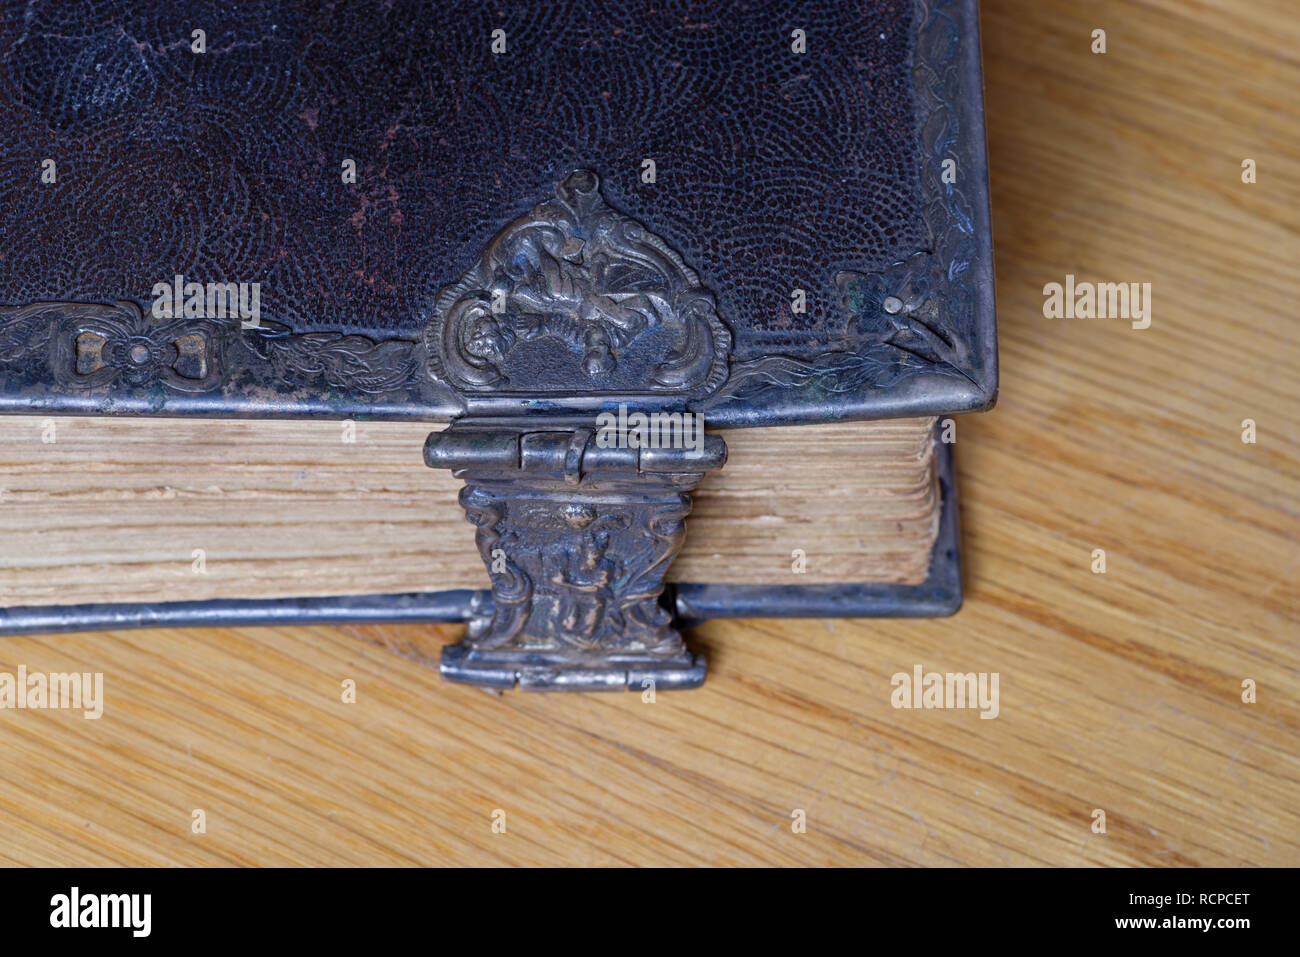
(424, 170, 731, 400)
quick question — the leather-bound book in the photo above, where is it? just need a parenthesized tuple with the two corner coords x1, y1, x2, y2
(0, 0, 996, 690)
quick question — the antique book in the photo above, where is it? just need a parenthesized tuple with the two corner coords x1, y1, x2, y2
(0, 0, 996, 690)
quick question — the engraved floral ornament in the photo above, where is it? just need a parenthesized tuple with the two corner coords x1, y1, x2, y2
(838, 251, 968, 371)
(0, 300, 222, 393)
(425, 170, 731, 399)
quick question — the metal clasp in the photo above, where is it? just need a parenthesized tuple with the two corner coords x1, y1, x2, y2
(424, 420, 725, 691)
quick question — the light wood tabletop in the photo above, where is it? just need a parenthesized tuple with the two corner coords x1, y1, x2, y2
(0, 0, 1296, 866)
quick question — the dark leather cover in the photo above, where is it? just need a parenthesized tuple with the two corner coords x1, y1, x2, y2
(0, 0, 995, 426)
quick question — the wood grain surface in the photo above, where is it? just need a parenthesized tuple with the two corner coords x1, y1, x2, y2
(0, 0, 1296, 866)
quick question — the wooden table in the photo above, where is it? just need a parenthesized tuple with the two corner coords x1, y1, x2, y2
(1, 0, 1296, 866)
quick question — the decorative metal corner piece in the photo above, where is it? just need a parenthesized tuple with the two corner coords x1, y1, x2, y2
(424, 170, 731, 691)
(424, 168, 730, 405)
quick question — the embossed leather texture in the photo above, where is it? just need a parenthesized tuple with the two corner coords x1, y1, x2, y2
(0, 0, 995, 425)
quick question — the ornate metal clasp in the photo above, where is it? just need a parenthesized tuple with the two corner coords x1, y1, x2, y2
(422, 170, 732, 691)
(426, 423, 724, 690)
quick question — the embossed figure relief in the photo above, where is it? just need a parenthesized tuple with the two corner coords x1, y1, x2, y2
(433, 449, 719, 691)
(425, 170, 731, 401)
(461, 484, 693, 656)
